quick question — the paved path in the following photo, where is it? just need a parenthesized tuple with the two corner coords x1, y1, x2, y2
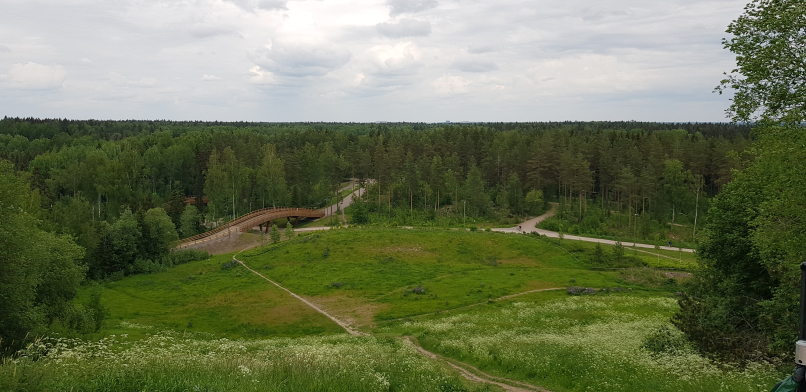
(492, 204, 695, 253)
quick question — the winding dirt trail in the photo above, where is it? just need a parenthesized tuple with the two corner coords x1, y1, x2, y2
(405, 337, 550, 392)
(233, 249, 554, 391)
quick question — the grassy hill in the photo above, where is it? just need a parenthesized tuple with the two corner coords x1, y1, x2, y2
(3, 229, 784, 392)
(95, 228, 684, 337)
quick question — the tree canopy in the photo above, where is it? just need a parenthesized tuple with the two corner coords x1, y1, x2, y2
(716, 0, 806, 124)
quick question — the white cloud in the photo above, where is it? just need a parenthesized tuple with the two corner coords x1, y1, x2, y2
(376, 19, 432, 37)
(2, 62, 66, 90)
(248, 41, 352, 78)
(249, 66, 276, 85)
(201, 74, 222, 81)
(432, 74, 469, 96)
(0, 0, 747, 121)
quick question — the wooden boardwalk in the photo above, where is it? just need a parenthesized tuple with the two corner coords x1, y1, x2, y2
(173, 207, 325, 250)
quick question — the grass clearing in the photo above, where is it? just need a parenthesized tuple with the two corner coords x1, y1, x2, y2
(5, 228, 750, 391)
(88, 252, 343, 339)
(380, 291, 784, 392)
(239, 229, 678, 324)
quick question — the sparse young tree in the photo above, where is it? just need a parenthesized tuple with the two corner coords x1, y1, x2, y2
(285, 220, 295, 239)
(270, 223, 280, 244)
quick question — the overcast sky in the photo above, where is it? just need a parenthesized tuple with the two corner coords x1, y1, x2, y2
(0, 0, 747, 122)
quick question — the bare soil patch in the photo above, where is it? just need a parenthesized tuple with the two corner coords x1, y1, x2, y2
(304, 293, 390, 330)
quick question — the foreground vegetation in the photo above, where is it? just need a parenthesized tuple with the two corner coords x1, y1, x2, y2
(0, 227, 784, 391)
(383, 292, 784, 392)
(1, 332, 491, 392)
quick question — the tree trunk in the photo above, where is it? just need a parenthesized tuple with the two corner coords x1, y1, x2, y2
(693, 187, 699, 237)
(671, 205, 675, 233)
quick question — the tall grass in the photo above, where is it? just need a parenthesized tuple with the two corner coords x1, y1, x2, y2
(386, 295, 784, 392)
(1, 330, 492, 391)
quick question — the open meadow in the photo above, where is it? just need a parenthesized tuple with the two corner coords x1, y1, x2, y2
(1, 228, 786, 391)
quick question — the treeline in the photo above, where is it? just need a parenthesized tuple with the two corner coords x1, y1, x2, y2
(0, 118, 751, 274)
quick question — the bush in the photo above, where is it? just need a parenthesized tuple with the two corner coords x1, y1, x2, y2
(540, 218, 562, 232)
(164, 249, 210, 267)
(220, 260, 239, 270)
(641, 325, 690, 356)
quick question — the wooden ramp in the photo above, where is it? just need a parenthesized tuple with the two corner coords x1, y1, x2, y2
(174, 207, 325, 250)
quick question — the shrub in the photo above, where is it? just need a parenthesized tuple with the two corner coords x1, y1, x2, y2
(641, 325, 690, 356)
(164, 249, 210, 267)
(220, 260, 239, 270)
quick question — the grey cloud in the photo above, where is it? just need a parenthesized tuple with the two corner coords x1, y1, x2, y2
(452, 59, 498, 73)
(189, 25, 240, 39)
(257, 0, 287, 10)
(226, 0, 287, 12)
(581, 9, 630, 22)
(0, 0, 744, 121)
(467, 43, 499, 54)
(377, 19, 432, 38)
(249, 43, 351, 77)
(387, 0, 438, 16)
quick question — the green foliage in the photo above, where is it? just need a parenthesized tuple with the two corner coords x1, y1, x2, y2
(179, 204, 201, 238)
(675, 126, 805, 360)
(350, 197, 369, 224)
(141, 207, 179, 260)
(285, 220, 295, 238)
(506, 173, 524, 215)
(461, 165, 488, 218)
(0, 159, 87, 348)
(640, 325, 690, 356)
(270, 223, 281, 244)
(593, 243, 605, 264)
(84, 286, 106, 332)
(256, 144, 287, 208)
(716, 0, 806, 124)
(524, 189, 545, 215)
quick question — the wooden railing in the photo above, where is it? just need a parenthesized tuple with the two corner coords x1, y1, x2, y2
(173, 207, 325, 249)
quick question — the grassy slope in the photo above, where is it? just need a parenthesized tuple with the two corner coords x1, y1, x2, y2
(93, 252, 343, 339)
(239, 229, 670, 323)
(91, 229, 680, 337)
(52, 229, 785, 392)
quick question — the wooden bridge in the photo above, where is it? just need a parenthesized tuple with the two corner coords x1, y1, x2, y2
(173, 207, 325, 250)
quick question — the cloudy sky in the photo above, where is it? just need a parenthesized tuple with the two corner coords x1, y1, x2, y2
(0, 0, 746, 122)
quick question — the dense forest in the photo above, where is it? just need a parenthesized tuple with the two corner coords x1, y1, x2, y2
(2, 117, 750, 235)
